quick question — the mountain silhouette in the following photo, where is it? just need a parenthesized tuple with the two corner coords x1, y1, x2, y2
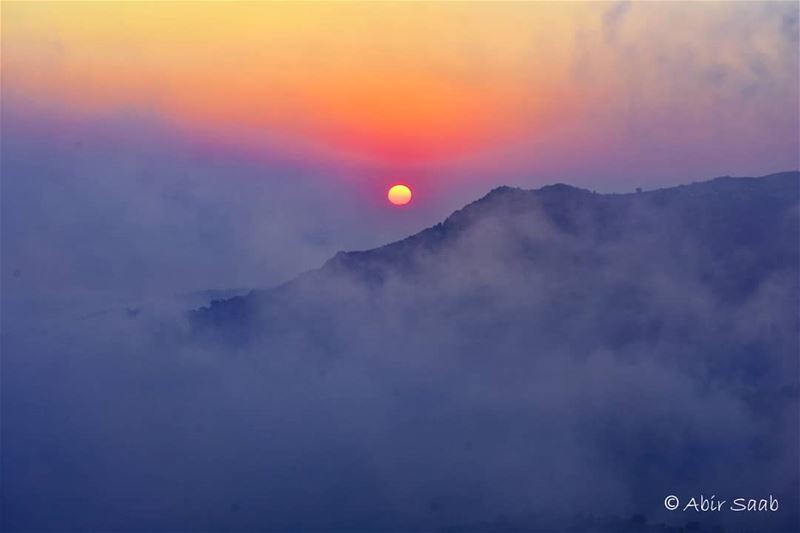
(191, 171, 798, 347)
(185, 171, 799, 531)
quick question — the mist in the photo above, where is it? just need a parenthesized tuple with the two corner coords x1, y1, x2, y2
(4, 174, 797, 532)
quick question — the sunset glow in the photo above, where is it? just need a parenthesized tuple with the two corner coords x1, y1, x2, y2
(3, 1, 797, 190)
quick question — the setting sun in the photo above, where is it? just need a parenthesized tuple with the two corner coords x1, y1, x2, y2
(388, 184, 413, 206)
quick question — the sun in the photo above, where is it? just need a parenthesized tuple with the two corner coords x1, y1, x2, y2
(387, 184, 413, 206)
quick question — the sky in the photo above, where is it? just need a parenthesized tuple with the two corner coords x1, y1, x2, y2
(3, 0, 799, 299)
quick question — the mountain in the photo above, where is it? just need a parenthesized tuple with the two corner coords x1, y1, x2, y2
(186, 171, 799, 532)
(191, 171, 798, 345)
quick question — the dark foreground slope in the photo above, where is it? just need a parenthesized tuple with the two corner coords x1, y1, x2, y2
(193, 171, 798, 348)
(188, 172, 799, 532)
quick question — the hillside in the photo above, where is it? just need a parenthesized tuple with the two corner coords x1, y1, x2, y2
(184, 171, 799, 531)
(191, 171, 799, 347)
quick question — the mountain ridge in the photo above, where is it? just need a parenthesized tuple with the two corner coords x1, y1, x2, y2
(191, 170, 799, 331)
(313, 170, 798, 273)
(183, 170, 799, 531)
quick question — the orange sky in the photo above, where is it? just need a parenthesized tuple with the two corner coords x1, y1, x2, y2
(3, 2, 593, 162)
(3, 1, 798, 174)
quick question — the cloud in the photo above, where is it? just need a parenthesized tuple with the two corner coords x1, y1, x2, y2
(0, 102, 451, 325)
(5, 178, 796, 531)
(602, 1, 631, 44)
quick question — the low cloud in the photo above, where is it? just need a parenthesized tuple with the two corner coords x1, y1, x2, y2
(6, 178, 796, 531)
